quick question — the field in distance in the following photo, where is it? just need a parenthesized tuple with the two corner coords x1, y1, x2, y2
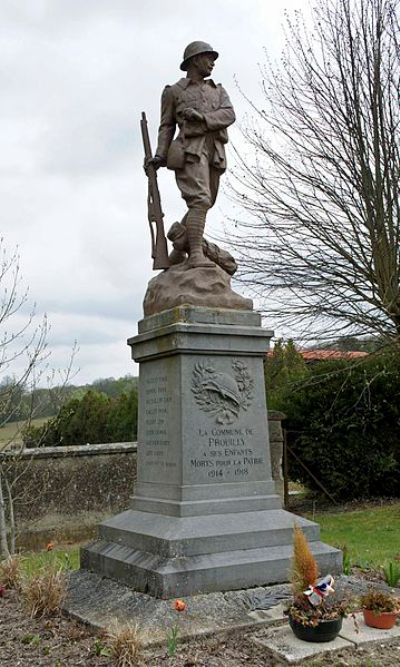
(0, 417, 51, 448)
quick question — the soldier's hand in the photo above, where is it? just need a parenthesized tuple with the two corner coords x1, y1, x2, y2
(183, 108, 204, 122)
(144, 155, 166, 174)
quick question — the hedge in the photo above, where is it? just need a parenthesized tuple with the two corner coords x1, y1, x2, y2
(280, 353, 400, 500)
(23, 388, 138, 448)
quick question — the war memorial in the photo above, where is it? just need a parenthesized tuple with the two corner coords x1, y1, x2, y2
(79, 41, 341, 600)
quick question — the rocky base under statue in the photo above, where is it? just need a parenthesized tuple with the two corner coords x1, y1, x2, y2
(143, 260, 252, 317)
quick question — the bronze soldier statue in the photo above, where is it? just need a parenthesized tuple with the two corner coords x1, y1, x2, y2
(149, 41, 236, 269)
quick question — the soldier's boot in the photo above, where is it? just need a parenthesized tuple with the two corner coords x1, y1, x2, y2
(168, 221, 237, 275)
(186, 208, 214, 268)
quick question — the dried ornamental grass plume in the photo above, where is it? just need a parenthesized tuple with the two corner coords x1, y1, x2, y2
(22, 568, 66, 618)
(106, 620, 143, 667)
(0, 556, 22, 590)
(291, 524, 319, 596)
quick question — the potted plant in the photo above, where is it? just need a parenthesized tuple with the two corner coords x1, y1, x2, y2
(286, 525, 347, 642)
(360, 588, 400, 629)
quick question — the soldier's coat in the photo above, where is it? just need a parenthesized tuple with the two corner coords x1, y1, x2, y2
(156, 78, 235, 209)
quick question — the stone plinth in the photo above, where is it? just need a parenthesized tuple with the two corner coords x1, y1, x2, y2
(81, 306, 341, 598)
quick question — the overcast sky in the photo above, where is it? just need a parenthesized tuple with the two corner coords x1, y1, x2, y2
(1, 0, 309, 386)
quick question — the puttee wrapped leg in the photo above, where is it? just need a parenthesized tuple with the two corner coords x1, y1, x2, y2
(186, 208, 214, 268)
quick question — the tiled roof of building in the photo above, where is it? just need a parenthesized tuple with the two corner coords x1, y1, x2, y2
(299, 349, 368, 361)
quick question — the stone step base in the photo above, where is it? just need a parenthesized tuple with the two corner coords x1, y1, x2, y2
(81, 510, 342, 599)
(97, 508, 320, 557)
(81, 540, 341, 599)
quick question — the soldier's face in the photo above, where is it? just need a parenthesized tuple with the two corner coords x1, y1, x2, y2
(192, 53, 215, 78)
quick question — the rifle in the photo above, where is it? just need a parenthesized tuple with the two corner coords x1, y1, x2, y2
(140, 112, 170, 270)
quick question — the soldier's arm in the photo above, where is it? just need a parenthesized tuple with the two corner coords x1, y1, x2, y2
(155, 85, 176, 162)
(203, 85, 236, 131)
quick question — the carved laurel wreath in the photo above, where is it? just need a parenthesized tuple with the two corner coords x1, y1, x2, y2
(191, 360, 254, 425)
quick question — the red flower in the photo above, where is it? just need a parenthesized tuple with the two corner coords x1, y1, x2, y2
(174, 599, 186, 612)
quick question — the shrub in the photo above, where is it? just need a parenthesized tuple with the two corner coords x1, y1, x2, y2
(22, 567, 66, 617)
(0, 555, 22, 590)
(281, 351, 400, 500)
(383, 562, 400, 588)
(360, 588, 400, 614)
(106, 389, 138, 443)
(23, 387, 138, 448)
(106, 621, 143, 667)
(264, 339, 309, 409)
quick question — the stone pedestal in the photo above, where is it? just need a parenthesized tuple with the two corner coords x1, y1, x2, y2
(81, 306, 341, 598)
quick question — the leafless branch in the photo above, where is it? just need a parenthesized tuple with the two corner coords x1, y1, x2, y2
(226, 0, 400, 343)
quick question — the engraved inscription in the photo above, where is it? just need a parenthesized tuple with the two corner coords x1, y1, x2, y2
(191, 360, 254, 425)
(143, 375, 176, 470)
(189, 425, 264, 482)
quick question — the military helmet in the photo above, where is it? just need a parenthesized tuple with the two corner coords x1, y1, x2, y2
(180, 41, 219, 71)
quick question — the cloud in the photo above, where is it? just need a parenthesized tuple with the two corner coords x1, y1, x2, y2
(1, 0, 309, 384)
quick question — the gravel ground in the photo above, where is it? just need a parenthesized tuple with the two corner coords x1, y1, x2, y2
(1, 587, 400, 666)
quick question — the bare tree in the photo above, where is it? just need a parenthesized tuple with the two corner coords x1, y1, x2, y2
(0, 238, 76, 557)
(227, 0, 400, 342)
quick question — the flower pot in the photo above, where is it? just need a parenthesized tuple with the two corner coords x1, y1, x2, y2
(363, 608, 398, 630)
(288, 614, 343, 642)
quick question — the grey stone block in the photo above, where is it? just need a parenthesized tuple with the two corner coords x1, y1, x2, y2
(340, 612, 400, 644)
(136, 306, 263, 333)
(254, 626, 353, 664)
(64, 570, 291, 642)
(252, 612, 400, 665)
(81, 538, 342, 599)
(81, 306, 342, 598)
(96, 509, 321, 558)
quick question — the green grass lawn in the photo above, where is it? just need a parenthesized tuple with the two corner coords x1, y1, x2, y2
(17, 501, 400, 572)
(0, 417, 51, 448)
(22, 545, 80, 576)
(16, 501, 400, 577)
(310, 501, 400, 569)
